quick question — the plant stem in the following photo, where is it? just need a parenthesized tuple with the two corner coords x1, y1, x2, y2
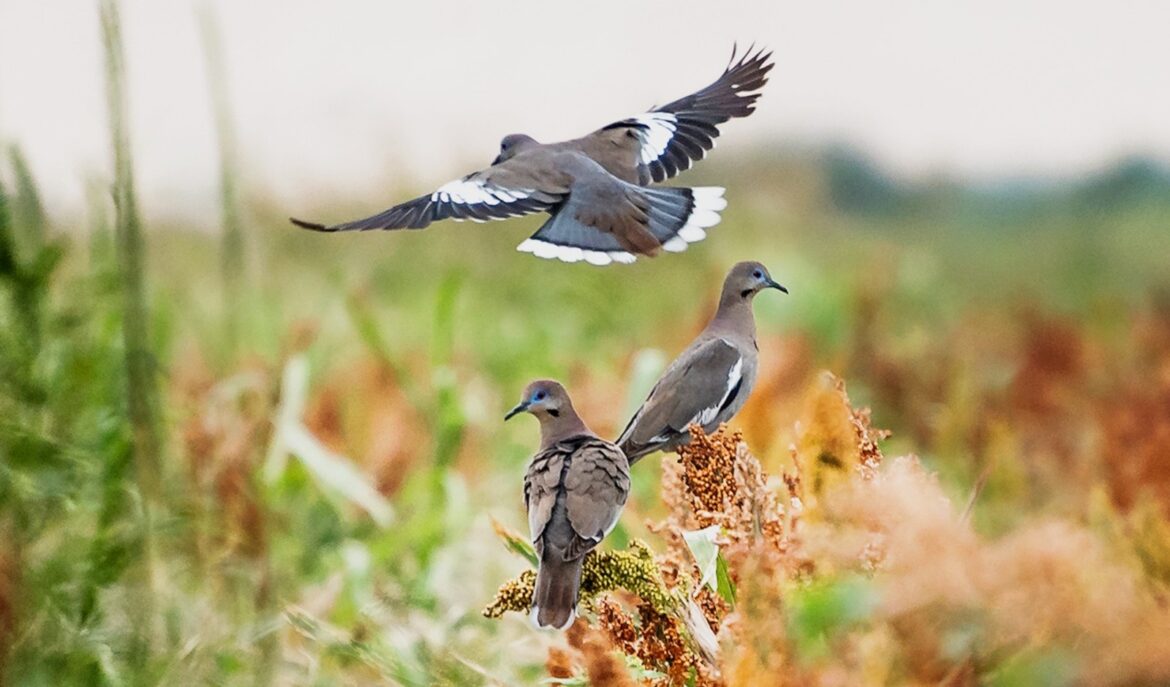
(197, 2, 245, 356)
(100, 0, 162, 674)
(7, 146, 47, 261)
(101, 0, 162, 503)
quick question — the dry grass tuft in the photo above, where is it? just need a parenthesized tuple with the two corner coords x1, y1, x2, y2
(176, 353, 274, 560)
(304, 358, 429, 497)
(545, 645, 574, 680)
(791, 372, 889, 503)
(1098, 368, 1170, 519)
(574, 623, 639, 687)
(596, 598, 706, 686)
(770, 432, 1170, 685)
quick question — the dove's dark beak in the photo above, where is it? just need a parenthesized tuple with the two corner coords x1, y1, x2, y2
(767, 279, 788, 294)
(504, 402, 529, 421)
(491, 154, 504, 166)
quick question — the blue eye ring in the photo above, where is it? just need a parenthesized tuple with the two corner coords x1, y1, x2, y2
(533, 391, 546, 402)
(752, 269, 763, 279)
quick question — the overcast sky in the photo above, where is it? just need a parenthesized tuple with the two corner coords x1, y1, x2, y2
(2, 0, 1169, 226)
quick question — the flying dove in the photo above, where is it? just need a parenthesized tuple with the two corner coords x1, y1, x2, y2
(291, 46, 773, 265)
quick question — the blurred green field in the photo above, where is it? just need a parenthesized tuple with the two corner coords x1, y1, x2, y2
(4, 7, 1170, 684)
(5, 136, 1170, 684)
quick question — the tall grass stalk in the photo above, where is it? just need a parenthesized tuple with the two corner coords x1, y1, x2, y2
(432, 271, 465, 473)
(197, 17, 276, 682)
(197, 3, 245, 355)
(101, 0, 161, 498)
(0, 150, 58, 360)
(100, 0, 161, 667)
(7, 146, 47, 260)
(0, 178, 11, 289)
(85, 175, 115, 269)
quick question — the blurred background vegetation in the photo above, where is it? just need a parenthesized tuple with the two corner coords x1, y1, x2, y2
(3, 3, 1170, 686)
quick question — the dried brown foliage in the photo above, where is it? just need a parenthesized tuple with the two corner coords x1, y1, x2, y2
(573, 623, 638, 687)
(660, 425, 792, 565)
(648, 370, 1170, 685)
(1100, 378, 1170, 515)
(588, 421, 810, 686)
(304, 358, 428, 497)
(537, 619, 647, 687)
(596, 598, 704, 686)
(1010, 313, 1086, 419)
(733, 376, 1170, 686)
(722, 553, 791, 686)
(1098, 305, 1170, 519)
(807, 456, 1170, 684)
(545, 645, 574, 680)
(175, 352, 274, 560)
(791, 372, 889, 503)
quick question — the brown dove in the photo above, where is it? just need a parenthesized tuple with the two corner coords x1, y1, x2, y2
(291, 46, 772, 265)
(506, 380, 630, 629)
(617, 261, 786, 463)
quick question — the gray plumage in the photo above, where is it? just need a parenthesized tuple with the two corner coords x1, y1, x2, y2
(290, 46, 773, 265)
(617, 261, 786, 464)
(505, 380, 630, 630)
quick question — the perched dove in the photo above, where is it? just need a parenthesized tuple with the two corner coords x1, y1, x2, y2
(506, 380, 630, 629)
(617, 261, 786, 463)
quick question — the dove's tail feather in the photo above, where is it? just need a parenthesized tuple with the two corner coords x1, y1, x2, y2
(530, 552, 582, 631)
(517, 185, 726, 266)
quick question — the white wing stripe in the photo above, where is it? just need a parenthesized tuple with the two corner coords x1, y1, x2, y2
(431, 178, 532, 206)
(693, 347, 743, 427)
(633, 112, 678, 165)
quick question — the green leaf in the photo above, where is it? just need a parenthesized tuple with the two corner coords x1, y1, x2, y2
(491, 516, 538, 567)
(283, 422, 395, 527)
(682, 525, 721, 593)
(623, 348, 668, 420)
(786, 576, 878, 660)
(266, 354, 395, 526)
(988, 648, 1078, 687)
(264, 354, 310, 483)
(715, 552, 737, 608)
(624, 654, 666, 680)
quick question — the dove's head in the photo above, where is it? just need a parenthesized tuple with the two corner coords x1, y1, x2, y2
(723, 261, 787, 301)
(493, 133, 539, 165)
(505, 379, 572, 421)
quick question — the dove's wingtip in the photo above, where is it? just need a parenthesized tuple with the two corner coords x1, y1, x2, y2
(289, 216, 330, 232)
